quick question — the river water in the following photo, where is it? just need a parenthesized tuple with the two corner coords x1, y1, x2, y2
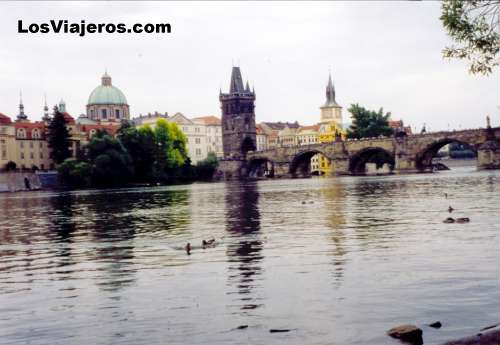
(0, 166, 499, 345)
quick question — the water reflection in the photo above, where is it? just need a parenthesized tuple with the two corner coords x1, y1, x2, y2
(321, 179, 348, 285)
(225, 182, 264, 312)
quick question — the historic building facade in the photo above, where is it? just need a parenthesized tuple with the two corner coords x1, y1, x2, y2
(219, 67, 257, 159)
(86, 72, 130, 122)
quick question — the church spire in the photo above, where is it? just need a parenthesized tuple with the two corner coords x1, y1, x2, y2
(323, 72, 340, 107)
(245, 80, 250, 92)
(42, 94, 50, 121)
(17, 91, 27, 121)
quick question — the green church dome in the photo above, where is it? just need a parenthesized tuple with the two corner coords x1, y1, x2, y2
(87, 72, 128, 105)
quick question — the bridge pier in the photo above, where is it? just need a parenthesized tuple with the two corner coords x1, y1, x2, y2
(478, 128, 500, 170)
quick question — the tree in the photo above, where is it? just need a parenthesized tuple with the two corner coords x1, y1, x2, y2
(347, 104, 393, 139)
(441, 0, 500, 74)
(47, 106, 71, 164)
(153, 119, 189, 180)
(58, 159, 91, 188)
(118, 120, 156, 182)
(86, 132, 133, 187)
(195, 152, 219, 180)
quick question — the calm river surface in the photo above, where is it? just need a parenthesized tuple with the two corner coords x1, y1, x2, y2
(0, 167, 499, 345)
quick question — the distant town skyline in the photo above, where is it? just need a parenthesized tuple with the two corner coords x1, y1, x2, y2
(1, 2, 499, 132)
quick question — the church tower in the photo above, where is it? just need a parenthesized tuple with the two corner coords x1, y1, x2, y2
(320, 73, 342, 126)
(220, 67, 257, 159)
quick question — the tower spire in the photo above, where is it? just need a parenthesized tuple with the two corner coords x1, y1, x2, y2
(17, 90, 27, 121)
(42, 94, 50, 121)
(323, 72, 339, 107)
(229, 66, 244, 93)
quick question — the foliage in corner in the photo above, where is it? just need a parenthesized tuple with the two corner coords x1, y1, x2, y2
(441, 0, 500, 74)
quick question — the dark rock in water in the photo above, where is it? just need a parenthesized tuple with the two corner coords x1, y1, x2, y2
(443, 217, 455, 223)
(269, 329, 291, 333)
(236, 325, 248, 330)
(387, 324, 423, 344)
(429, 321, 442, 329)
(442, 329, 500, 344)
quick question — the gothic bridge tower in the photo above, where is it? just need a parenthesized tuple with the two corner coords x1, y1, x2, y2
(220, 67, 257, 159)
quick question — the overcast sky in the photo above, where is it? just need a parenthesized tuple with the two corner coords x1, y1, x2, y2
(0, 1, 499, 132)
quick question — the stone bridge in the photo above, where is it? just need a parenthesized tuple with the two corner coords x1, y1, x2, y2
(236, 127, 500, 178)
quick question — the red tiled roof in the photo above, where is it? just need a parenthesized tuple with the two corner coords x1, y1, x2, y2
(192, 115, 221, 125)
(78, 123, 120, 138)
(14, 121, 46, 139)
(61, 112, 75, 124)
(0, 113, 12, 125)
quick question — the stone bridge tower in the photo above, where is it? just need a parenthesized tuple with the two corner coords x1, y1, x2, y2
(219, 67, 257, 159)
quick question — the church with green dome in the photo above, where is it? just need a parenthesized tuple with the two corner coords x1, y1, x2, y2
(86, 72, 130, 122)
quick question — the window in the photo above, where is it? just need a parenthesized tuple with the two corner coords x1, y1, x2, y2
(32, 129, 40, 139)
(1, 150, 6, 159)
(20, 152, 24, 159)
(30, 152, 34, 159)
(195, 127, 200, 133)
(115, 109, 120, 119)
(40, 152, 43, 159)
(39, 142, 43, 148)
(20, 142, 24, 148)
(195, 138, 201, 144)
(101, 109, 107, 119)
(29, 142, 34, 149)
(90, 109, 94, 117)
(183, 126, 188, 132)
(17, 129, 26, 138)
(195, 148, 202, 156)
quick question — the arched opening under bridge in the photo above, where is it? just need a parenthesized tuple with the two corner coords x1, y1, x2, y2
(416, 138, 478, 172)
(247, 158, 274, 178)
(349, 147, 395, 175)
(290, 150, 330, 178)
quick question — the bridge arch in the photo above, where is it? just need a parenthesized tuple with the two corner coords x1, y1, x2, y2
(349, 147, 395, 175)
(415, 138, 478, 171)
(247, 156, 275, 178)
(290, 149, 329, 177)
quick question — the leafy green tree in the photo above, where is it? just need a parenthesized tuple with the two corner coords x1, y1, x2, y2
(118, 120, 156, 182)
(195, 152, 219, 180)
(441, 0, 500, 74)
(58, 159, 91, 188)
(86, 132, 133, 187)
(347, 104, 393, 139)
(153, 119, 189, 180)
(47, 106, 71, 164)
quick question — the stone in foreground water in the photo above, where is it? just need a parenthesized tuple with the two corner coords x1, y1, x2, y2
(387, 324, 423, 344)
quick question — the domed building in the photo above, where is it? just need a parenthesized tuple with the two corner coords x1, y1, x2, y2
(86, 72, 129, 122)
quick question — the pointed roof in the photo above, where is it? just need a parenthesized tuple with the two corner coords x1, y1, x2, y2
(17, 91, 28, 121)
(229, 66, 245, 93)
(170, 112, 193, 125)
(323, 73, 340, 108)
(0, 113, 12, 125)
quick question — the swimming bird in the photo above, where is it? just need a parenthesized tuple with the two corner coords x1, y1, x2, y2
(456, 217, 470, 223)
(448, 206, 454, 213)
(443, 217, 455, 223)
(185, 242, 191, 255)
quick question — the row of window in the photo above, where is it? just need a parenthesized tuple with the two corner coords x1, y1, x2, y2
(20, 152, 45, 160)
(90, 108, 122, 119)
(16, 128, 42, 139)
(182, 126, 202, 133)
(19, 141, 44, 149)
